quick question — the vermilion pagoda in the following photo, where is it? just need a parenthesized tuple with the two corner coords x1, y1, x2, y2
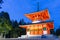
(19, 9, 54, 36)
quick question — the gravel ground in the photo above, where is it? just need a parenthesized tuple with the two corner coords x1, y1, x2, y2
(0, 38, 59, 40)
(0, 35, 59, 40)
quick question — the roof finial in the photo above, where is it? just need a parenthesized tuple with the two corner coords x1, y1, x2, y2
(37, 2, 39, 12)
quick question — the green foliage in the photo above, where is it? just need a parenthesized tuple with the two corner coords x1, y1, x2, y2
(0, 11, 27, 38)
(8, 27, 21, 38)
(8, 19, 26, 38)
(6, 20, 22, 38)
(19, 19, 26, 35)
(0, 11, 12, 38)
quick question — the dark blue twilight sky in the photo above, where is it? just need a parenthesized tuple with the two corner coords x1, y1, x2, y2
(0, 0, 60, 30)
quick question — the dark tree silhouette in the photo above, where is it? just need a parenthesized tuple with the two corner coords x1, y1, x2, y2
(19, 19, 26, 25)
(11, 20, 19, 28)
(1, 11, 10, 20)
(19, 19, 26, 35)
(0, 11, 12, 38)
(50, 29, 55, 35)
(56, 28, 60, 36)
(0, 0, 3, 9)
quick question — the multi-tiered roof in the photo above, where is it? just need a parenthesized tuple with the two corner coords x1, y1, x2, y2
(25, 9, 50, 22)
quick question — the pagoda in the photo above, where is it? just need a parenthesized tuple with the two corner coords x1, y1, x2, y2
(19, 9, 54, 36)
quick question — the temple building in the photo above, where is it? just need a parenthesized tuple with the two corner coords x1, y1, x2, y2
(19, 9, 54, 36)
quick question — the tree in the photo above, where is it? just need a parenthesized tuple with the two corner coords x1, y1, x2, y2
(9, 27, 21, 38)
(19, 19, 26, 35)
(0, 0, 3, 9)
(19, 19, 26, 25)
(50, 29, 55, 35)
(0, 11, 12, 38)
(11, 20, 18, 27)
(2, 11, 10, 20)
(6, 20, 22, 38)
(56, 28, 60, 36)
